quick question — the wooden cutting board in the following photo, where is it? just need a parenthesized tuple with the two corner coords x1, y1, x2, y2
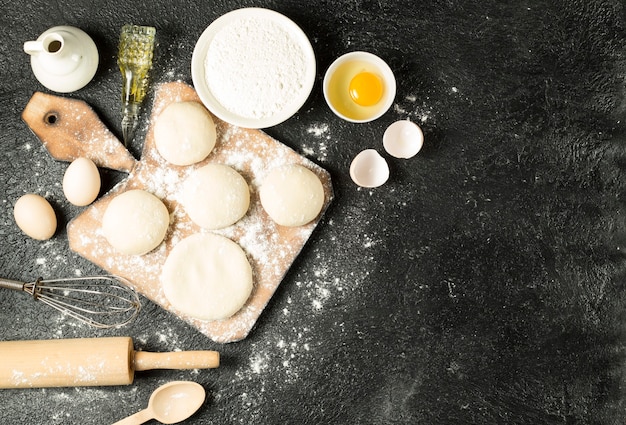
(22, 81, 333, 343)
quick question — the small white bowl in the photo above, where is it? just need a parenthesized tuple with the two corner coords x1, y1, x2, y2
(191, 8, 316, 128)
(323, 51, 396, 123)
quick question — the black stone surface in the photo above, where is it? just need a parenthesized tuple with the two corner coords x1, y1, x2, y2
(1, 0, 626, 423)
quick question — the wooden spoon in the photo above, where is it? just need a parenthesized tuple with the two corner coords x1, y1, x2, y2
(112, 381, 205, 424)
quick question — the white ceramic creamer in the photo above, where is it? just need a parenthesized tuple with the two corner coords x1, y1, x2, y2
(24, 26, 98, 93)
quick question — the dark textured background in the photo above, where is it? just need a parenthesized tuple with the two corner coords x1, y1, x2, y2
(1, 0, 626, 423)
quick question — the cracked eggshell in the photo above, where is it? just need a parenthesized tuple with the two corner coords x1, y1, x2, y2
(349, 149, 389, 188)
(383, 120, 424, 159)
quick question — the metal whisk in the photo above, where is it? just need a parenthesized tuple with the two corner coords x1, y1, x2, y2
(0, 275, 141, 329)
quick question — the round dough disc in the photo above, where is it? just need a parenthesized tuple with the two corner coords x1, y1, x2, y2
(102, 189, 170, 255)
(260, 164, 325, 227)
(161, 233, 253, 321)
(182, 164, 250, 230)
(154, 101, 217, 166)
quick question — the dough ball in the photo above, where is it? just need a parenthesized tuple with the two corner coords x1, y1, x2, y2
(13, 194, 57, 240)
(102, 189, 170, 255)
(182, 164, 250, 230)
(154, 101, 217, 166)
(161, 233, 253, 321)
(63, 157, 101, 206)
(260, 164, 325, 227)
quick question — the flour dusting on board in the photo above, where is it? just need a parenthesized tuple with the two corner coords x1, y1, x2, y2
(65, 82, 333, 343)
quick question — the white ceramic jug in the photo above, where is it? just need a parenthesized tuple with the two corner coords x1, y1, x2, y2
(24, 26, 99, 93)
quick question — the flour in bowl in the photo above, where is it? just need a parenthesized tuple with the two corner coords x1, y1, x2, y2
(204, 15, 308, 120)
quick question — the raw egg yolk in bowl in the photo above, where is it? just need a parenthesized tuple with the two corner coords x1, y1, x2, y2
(324, 52, 396, 123)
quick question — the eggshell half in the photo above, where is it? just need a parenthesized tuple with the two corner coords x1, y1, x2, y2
(349, 149, 390, 188)
(383, 120, 424, 159)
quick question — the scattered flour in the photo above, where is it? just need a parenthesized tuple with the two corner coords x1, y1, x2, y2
(301, 140, 328, 162)
(393, 93, 433, 124)
(302, 123, 331, 161)
(306, 123, 329, 138)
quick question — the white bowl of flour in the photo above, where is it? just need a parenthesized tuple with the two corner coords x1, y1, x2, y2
(191, 8, 316, 128)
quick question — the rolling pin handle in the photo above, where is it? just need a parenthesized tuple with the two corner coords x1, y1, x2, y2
(133, 350, 220, 371)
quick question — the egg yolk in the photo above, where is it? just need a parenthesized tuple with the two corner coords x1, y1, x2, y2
(348, 72, 384, 106)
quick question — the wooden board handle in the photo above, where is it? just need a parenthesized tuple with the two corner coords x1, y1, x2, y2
(133, 350, 220, 371)
(21, 92, 137, 173)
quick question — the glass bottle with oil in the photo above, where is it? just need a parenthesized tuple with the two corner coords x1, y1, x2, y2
(117, 24, 156, 145)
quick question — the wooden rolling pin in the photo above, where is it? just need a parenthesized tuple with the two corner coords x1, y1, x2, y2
(0, 336, 219, 388)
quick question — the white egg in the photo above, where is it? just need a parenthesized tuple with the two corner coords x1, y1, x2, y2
(63, 157, 101, 206)
(349, 149, 390, 188)
(383, 120, 424, 159)
(14, 194, 57, 240)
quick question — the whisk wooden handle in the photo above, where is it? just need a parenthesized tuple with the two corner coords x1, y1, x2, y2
(0, 336, 219, 388)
